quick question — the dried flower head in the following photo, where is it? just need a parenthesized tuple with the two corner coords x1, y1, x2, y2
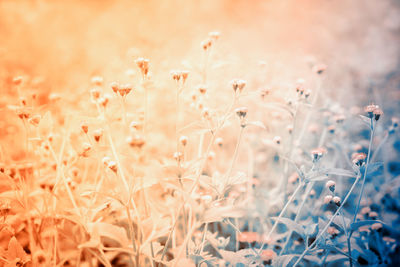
(181, 70, 189, 84)
(371, 222, 383, 231)
(360, 206, 371, 215)
(174, 151, 183, 162)
(90, 88, 101, 101)
(135, 57, 150, 77)
(273, 136, 281, 145)
(80, 121, 89, 134)
(352, 153, 366, 166)
(373, 108, 383, 121)
(93, 128, 103, 142)
(201, 39, 212, 50)
(231, 79, 246, 93)
(311, 147, 327, 161)
(260, 249, 277, 263)
(118, 83, 133, 97)
(197, 85, 207, 95)
(324, 195, 333, 204)
(333, 196, 341, 206)
(235, 107, 248, 118)
(364, 104, 379, 119)
(215, 137, 224, 147)
(209, 31, 220, 40)
(28, 114, 41, 126)
(108, 161, 118, 173)
(326, 180, 336, 192)
(110, 81, 120, 94)
(170, 70, 181, 82)
(312, 64, 327, 74)
(91, 76, 103, 86)
(327, 227, 340, 237)
(179, 136, 188, 146)
(126, 135, 145, 148)
(13, 76, 23, 85)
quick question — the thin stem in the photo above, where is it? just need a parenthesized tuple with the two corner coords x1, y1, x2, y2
(292, 174, 361, 267)
(225, 126, 245, 186)
(257, 181, 304, 254)
(339, 210, 353, 267)
(352, 119, 376, 224)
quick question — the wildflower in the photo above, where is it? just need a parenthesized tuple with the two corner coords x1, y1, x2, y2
(20, 97, 27, 106)
(360, 206, 371, 215)
(273, 136, 281, 145)
(231, 79, 246, 93)
(135, 57, 150, 77)
(215, 137, 224, 147)
(201, 39, 212, 50)
(102, 156, 111, 166)
(126, 135, 145, 148)
(287, 125, 293, 134)
(373, 108, 383, 121)
(28, 114, 41, 126)
(368, 211, 378, 218)
(13, 76, 23, 85)
(202, 107, 210, 119)
(326, 180, 336, 192)
(324, 195, 333, 204)
(208, 151, 216, 161)
(108, 161, 118, 173)
(209, 31, 220, 40)
(310, 189, 316, 197)
(129, 121, 142, 131)
(288, 172, 299, 184)
(364, 104, 378, 119)
(174, 152, 183, 162)
(118, 83, 132, 97)
(235, 107, 248, 118)
(99, 94, 110, 108)
(181, 70, 189, 84)
(311, 147, 327, 162)
(80, 121, 89, 134)
(260, 249, 277, 263)
(312, 64, 327, 74)
(304, 90, 311, 98)
(179, 136, 188, 146)
(327, 125, 336, 134)
(93, 128, 103, 142)
(170, 70, 181, 82)
(371, 222, 383, 231)
(110, 81, 120, 94)
(333, 196, 341, 206)
(327, 227, 340, 237)
(197, 85, 207, 95)
(90, 88, 101, 101)
(352, 153, 366, 166)
(91, 76, 103, 86)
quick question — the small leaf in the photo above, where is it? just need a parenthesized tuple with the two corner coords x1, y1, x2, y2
(359, 115, 372, 126)
(324, 168, 356, 177)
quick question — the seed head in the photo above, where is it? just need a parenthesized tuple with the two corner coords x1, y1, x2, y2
(135, 57, 150, 77)
(93, 128, 103, 142)
(13, 76, 23, 85)
(273, 136, 281, 145)
(326, 180, 336, 192)
(201, 39, 212, 50)
(352, 153, 366, 166)
(373, 108, 383, 121)
(327, 227, 339, 237)
(371, 222, 383, 231)
(197, 85, 207, 95)
(209, 31, 220, 40)
(170, 70, 181, 82)
(179, 136, 188, 146)
(28, 114, 41, 126)
(304, 90, 311, 98)
(91, 76, 104, 86)
(324, 195, 333, 204)
(312, 64, 327, 74)
(364, 104, 379, 119)
(202, 107, 210, 119)
(235, 107, 248, 118)
(327, 125, 336, 134)
(181, 70, 189, 84)
(333, 196, 341, 206)
(110, 82, 120, 94)
(286, 125, 293, 134)
(215, 137, 224, 147)
(311, 147, 327, 161)
(174, 151, 183, 162)
(118, 83, 132, 97)
(108, 161, 118, 173)
(90, 88, 101, 100)
(80, 121, 89, 134)
(231, 79, 246, 93)
(126, 135, 145, 148)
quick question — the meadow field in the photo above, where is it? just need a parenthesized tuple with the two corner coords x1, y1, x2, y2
(0, 0, 400, 266)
